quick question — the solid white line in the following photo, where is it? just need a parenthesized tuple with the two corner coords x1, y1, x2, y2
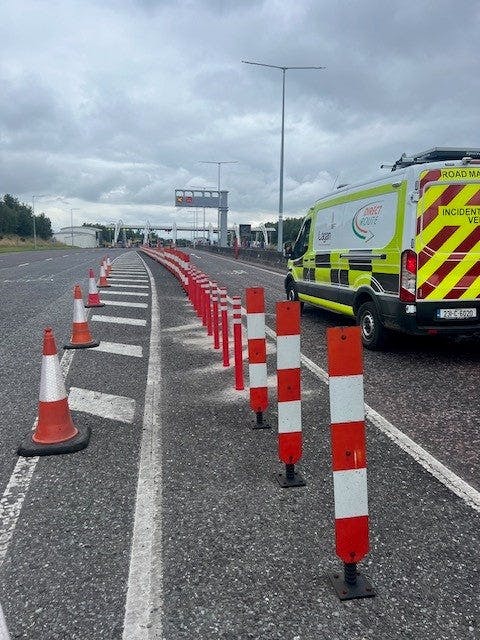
(68, 387, 136, 423)
(111, 284, 149, 289)
(104, 300, 148, 309)
(18, 263, 29, 267)
(101, 290, 149, 297)
(91, 341, 143, 358)
(92, 315, 147, 327)
(262, 309, 480, 513)
(0, 348, 76, 567)
(122, 254, 162, 639)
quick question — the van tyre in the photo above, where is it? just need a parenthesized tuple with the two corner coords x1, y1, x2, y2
(357, 301, 388, 350)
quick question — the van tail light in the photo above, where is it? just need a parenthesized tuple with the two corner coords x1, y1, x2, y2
(400, 250, 417, 302)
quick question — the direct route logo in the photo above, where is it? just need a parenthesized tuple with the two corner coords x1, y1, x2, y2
(352, 202, 382, 242)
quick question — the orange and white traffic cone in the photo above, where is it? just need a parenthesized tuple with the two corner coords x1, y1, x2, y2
(106, 256, 112, 276)
(64, 285, 99, 349)
(17, 328, 90, 457)
(85, 269, 105, 308)
(98, 263, 111, 288)
(0, 602, 11, 640)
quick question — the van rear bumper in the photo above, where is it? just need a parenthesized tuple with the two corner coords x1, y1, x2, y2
(379, 297, 480, 335)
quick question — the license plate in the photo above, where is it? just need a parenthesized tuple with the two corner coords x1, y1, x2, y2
(436, 308, 477, 320)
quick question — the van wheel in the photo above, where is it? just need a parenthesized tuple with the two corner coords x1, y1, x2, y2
(357, 302, 388, 350)
(286, 282, 304, 313)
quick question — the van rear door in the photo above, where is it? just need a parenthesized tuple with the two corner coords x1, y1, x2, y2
(416, 169, 480, 305)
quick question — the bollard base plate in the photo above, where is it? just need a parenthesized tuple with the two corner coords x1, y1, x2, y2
(251, 419, 271, 430)
(329, 571, 375, 600)
(275, 471, 306, 488)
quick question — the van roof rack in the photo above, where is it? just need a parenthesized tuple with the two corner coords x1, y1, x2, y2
(391, 147, 480, 171)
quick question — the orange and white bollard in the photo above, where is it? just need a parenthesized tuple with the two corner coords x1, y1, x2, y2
(275, 301, 305, 487)
(327, 326, 374, 600)
(207, 281, 213, 336)
(106, 256, 112, 275)
(246, 287, 269, 429)
(98, 263, 110, 288)
(232, 296, 244, 390)
(201, 279, 209, 328)
(211, 282, 220, 349)
(219, 287, 229, 367)
(85, 269, 105, 308)
(17, 327, 91, 456)
(64, 285, 99, 349)
(0, 602, 11, 639)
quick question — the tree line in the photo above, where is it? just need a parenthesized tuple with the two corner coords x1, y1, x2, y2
(0, 194, 53, 239)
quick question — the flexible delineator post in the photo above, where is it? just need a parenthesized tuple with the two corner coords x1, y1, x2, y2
(211, 282, 220, 350)
(207, 281, 213, 336)
(232, 296, 244, 389)
(275, 301, 305, 487)
(219, 287, 230, 367)
(327, 326, 375, 600)
(246, 287, 269, 428)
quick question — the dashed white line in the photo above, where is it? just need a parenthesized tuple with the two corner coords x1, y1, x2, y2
(92, 315, 147, 327)
(62, 254, 69, 257)
(18, 263, 29, 267)
(104, 300, 148, 309)
(68, 387, 136, 424)
(91, 341, 143, 358)
(45, 258, 53, 261)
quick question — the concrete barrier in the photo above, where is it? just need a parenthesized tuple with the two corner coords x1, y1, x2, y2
(198, 245, 288, 270)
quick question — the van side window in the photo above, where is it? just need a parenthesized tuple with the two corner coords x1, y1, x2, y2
(293, 219, 311, 258)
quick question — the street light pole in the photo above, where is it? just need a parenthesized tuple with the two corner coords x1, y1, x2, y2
(241, 60, 325, 251)
(199, 160, 238, 245)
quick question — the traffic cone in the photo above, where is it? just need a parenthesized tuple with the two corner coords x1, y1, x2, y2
(64, 285, 99, 349)
(98, 263, 111, 288)
(18, 328, 90, 457)
(106, 256, 112, 275)
(85, 269, 105, 308)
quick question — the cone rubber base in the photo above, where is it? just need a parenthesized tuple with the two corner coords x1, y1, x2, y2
(329, 571, 375, 600)
(18, 425, 91, 457)
(85, 302, 105, 308)
(64, 340, 100, 350)
(275, 470, 306, 488)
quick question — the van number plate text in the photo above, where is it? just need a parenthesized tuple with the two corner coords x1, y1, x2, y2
(436, 308, 477, 320)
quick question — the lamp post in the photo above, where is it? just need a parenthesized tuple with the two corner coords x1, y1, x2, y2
(70, 208, 79, 247)
(241, 60, 325, 251)
(199, 161, 238, 245)
(32, 194, 49, 249)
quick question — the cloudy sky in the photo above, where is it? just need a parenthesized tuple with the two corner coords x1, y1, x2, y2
(1, 0, 480, 234)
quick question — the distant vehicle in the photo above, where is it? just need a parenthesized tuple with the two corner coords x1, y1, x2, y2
(285, 148, 480, 349)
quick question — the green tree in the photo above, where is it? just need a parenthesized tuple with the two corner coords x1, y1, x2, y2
(35, 213, 53, 239)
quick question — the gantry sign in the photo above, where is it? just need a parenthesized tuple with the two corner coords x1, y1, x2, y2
(175, 189, 229, 247)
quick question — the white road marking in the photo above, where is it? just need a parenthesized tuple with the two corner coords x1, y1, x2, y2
(104, 300, 148, 309)
(109, 278, 149, 283)
(68, 387, 136, 423)
(261, 313, 480, 513)
(0, 348, 75, 568)
(91, 341, 143, 357)
(92, 314, 147, 326)
(45, 258, 53, 261)
(111, 283, 149, 289)
(62, 254, 69, 257)
(18, 263, 29, 267)
(123, 254, 163, 639)
(101, 290, 149, 297)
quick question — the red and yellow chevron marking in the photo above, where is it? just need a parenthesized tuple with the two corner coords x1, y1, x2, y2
(416, 170, 480, 301)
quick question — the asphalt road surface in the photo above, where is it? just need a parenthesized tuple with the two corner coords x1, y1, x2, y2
(0, 247, 478, 639)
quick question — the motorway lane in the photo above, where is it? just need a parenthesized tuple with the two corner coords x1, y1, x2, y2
(187, 249, 480, 493)
(144, 255, 478, 640)
(0, 249, 153, 639)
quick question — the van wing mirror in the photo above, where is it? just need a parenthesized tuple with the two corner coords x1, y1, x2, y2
(283, 242, 293, 258)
